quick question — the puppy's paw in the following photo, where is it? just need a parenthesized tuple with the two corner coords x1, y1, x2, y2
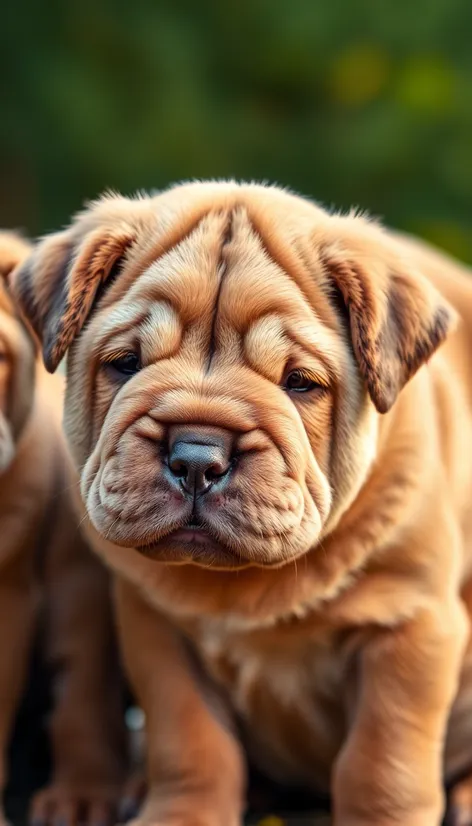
(122, 804, 241, 826)
(30, 783, 119, 826)
(124, 819, 232, 826)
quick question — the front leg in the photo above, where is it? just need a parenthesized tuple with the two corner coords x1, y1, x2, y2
(115, 578, 246, 826)
(333, 602, 468, 826)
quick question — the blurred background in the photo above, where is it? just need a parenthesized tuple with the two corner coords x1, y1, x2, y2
(1, 0, 472, 261)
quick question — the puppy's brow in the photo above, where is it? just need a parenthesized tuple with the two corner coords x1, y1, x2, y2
(141, 302, 182, 361)
(90, 305, 150, 359)
(244, 315, 290, 382)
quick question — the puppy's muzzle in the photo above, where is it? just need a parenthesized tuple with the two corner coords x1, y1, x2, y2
(164, 426, 233, 499)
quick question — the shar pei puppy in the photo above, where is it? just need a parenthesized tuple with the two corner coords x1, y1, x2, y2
(10, 182, 472, 826)
(0, 234, 126, 826)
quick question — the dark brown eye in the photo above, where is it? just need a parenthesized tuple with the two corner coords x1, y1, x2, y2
(284, 369, 322, 393)
(106, 352, 141, 377)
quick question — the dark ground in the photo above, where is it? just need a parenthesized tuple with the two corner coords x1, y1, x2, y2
(5, 642, 51, 826)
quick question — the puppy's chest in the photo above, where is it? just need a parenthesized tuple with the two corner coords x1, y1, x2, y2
(189, 618, 351, 790)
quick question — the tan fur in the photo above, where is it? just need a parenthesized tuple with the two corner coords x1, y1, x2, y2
(11, 182, 472, 825)
(0, 234, 126, 826)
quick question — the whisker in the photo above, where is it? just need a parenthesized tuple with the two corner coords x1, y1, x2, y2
(105, 515, 122, 540)
(76, 511, 89, 530)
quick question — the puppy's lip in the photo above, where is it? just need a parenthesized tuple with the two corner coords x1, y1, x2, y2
(170, 526, 212, 545)
(135, 524, 245, 567)
(148, 522, 224, 551)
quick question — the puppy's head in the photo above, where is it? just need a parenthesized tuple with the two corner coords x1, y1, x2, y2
(11, 183, 455, 568)
(0, 232, 36, 472)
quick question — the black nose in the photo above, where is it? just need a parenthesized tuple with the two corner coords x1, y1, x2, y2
(168, 436, 232, 497)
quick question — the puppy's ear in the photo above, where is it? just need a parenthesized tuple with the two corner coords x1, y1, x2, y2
(320, 219, 457, 413)
(0, 233, 36, 440)
(0, 232, 32, 281)
(10, 223, 135, 372)
(0, 232, 37, 344)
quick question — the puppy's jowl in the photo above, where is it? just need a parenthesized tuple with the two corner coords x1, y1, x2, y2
(11, 182, 472, 826)
(0, 235, 126, 826)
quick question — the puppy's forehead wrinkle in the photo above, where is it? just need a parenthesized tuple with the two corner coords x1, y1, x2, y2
(202, 214, 341, 383)
(206, 210, 234, 373)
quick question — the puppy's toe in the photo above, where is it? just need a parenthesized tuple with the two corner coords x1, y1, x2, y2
(30, 784, 117, 826)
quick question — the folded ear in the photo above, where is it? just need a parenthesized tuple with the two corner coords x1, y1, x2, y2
(10, 220, 135, 372)
(0, 231, 31, 281)
(0, 232, 36, 440)
(319, 218, 457, 413)
(0, 231, 36, 343)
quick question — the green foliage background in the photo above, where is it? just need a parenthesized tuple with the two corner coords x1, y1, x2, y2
(1, 0, 472, 260)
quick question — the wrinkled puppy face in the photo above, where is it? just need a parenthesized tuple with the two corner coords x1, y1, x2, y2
(74, 209, 352, 568)
(11, 183, 455, 569)
(0, 236, 35, 473)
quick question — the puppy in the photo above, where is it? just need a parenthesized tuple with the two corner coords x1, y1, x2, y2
(0, 234, 125, 826)
(10, 182, 472, 826)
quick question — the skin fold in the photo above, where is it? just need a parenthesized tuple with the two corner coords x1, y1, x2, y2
(0, 234, 126, 826)
(10, 181, 472, 825)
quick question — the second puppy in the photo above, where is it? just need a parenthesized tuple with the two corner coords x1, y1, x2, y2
(0, 233, 126, 826)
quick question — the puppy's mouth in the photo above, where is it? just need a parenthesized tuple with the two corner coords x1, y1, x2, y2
(135, 517, 244, 569)
(169, 519, 212, 546)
